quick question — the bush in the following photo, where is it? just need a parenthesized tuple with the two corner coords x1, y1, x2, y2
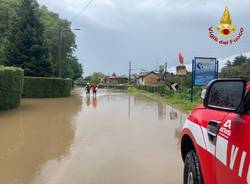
(133, 84, 203, 112)
(137, 84, 202, 101)
(138, 84, 171, 95)
(74, 77, 86, 86)
(23, 77, 72, 98)
(0, 66, 24, 110)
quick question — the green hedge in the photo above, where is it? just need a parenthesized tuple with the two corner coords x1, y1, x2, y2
(74, 77, 86, 86)
(23, 77, 72, 98)
(137, 84, 202, 101)
(0, 66, 24, 110)
(138, 84, 172, 95)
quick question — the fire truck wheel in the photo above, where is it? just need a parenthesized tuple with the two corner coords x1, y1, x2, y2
(183, 150, 202, 184)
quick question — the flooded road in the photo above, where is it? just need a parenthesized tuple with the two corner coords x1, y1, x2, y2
(0, 89, 186, 184)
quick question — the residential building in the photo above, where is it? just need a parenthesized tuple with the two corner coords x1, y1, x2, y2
(104, 73, 129, 84)
(138, 71, 159, 85)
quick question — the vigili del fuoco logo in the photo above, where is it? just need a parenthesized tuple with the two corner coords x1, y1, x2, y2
(208, 7, 244, 45)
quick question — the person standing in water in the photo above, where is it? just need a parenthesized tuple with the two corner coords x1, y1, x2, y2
(85, 83, 91, 95)
(91, 83, 97, 96)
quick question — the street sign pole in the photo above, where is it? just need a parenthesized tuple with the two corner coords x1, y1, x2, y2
(191, 83, 194, 103)
(191, 59, 195, 102)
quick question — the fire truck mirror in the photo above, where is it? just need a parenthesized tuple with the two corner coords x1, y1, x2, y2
(244, 91, 250, 113)
(204, 79, 246, 112)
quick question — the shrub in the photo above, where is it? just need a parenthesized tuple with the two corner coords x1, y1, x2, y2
(138, 84, 171, 95)
(0, 66, 24, 110)
(23, 77, 72, 98)
(137, 84, 202, 101)
(74, 77, 86, 86)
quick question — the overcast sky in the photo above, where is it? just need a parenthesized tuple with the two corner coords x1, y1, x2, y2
(37, 0, 250, 75)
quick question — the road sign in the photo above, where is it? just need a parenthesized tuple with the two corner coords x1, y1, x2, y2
(192, 57, 219, 86)
(190, 57, 219, 102)
(171, 83, 178, 91)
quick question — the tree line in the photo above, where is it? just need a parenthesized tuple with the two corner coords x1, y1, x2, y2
(0, 0, 83, 80)
(220, 55, 250, 81)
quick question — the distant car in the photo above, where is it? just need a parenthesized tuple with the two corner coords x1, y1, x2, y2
(180, 79, 250, 184)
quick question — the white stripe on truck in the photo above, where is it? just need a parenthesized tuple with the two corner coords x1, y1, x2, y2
(183, 120, 228, 165)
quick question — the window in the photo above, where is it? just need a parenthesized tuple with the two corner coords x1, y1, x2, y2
(208, 81, 245, 110)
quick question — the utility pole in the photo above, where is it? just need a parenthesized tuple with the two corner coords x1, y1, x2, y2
(165, 62, 168, 72)
(129, 62, 132, 83)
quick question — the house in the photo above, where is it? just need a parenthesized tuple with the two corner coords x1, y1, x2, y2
(138, 71, 159, 85)
(104, 73, 129, 84)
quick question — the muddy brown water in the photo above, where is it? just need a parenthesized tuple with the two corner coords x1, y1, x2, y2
(0, 88, 187, 184)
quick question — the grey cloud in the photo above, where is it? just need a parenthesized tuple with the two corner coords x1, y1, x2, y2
(37, 0, 250, 75)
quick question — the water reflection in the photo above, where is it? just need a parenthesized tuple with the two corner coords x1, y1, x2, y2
(0, 89, 187, 184)
(128, 95, 131, 120)
(158, 103, 166, 120)
(131, 94, 187, 141)
(133, 95, 164, 120)
(0, 92, 82, 184)
(86, 96, 91, 107)
(170, 107, 178, 120)
(175, 110, 187, 144)
(132, 95, 186, 123)
(93, 96, 98, 108)
(84, 96, 98, 109)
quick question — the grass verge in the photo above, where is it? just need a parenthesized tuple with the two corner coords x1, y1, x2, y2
(128, 87, 201, 113)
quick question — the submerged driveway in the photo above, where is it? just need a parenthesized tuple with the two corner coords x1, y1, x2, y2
(0, 89, 186, 184)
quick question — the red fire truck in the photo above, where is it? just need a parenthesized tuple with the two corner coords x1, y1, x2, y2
(180, 79, 250, 184)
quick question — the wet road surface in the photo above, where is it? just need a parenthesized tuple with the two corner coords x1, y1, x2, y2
(0, 89, 187, 184)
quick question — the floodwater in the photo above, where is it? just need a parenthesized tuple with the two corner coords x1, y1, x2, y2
(0, 88, 187, 184)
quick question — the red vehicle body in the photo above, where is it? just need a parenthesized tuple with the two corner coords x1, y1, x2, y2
(180, 80, 250, 184)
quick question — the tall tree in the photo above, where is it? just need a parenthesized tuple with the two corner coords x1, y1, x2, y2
(3, 0, 52, 76)
(0, 0, 83, 79)
(40, 6, 80, 78)
(63, 55, 83, 80)
(91, 72, 105, 84)
(0, 0, 19, 64)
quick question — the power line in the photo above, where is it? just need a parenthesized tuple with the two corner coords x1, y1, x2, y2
(71, 0, 95, 23)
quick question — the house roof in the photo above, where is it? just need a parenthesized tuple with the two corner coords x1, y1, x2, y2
(139, 71, 159, 78)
